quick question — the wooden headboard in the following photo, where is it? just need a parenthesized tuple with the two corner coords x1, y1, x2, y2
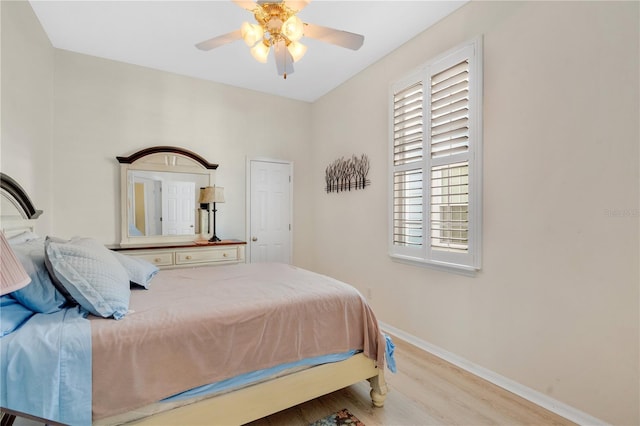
(0, 173, 43, 237)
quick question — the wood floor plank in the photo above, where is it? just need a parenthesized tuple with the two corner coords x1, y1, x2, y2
(246, 335, 575, 426)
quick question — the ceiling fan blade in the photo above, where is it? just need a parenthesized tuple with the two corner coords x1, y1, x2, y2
(233, 0, 258, 11)
(303, 23, 364, 50)
(195, 30, 242, 51)
(274, 39, 294, 78)
(284, 0, 310, 12)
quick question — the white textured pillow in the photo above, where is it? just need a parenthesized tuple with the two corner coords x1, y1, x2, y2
(112, 251, 159, 289)
(44, 236, 130, 319)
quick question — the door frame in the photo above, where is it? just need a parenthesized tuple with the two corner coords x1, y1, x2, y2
(245, 157, 293, 264)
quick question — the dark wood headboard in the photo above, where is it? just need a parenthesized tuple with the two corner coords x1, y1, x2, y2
(0, 172, 43, 219)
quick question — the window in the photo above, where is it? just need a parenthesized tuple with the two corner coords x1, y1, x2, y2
(389, 38, 482, 273)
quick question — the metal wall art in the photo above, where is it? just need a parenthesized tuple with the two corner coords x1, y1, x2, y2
(325, 154, 370, 193)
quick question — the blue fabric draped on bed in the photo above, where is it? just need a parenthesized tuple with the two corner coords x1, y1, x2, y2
(0, 304, 397, 426)
(0, 305, 92, 426)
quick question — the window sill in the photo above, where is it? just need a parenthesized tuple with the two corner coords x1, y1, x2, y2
(389, 253, 478, 277)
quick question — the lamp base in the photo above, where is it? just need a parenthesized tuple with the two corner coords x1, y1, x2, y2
(208, 235, 221, 242)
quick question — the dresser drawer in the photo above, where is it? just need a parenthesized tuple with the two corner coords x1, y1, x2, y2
(112, 241, 245, 270)
(131, 251, 174, 267)
(175, 248, 238, 265)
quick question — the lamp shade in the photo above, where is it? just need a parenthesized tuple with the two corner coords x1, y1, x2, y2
(288, 41, 307, 62)
(198, 186, 225, 204)
(282, 15, 304, 42)
(198, 186, 214, 203)
(1, 231, 31, 295)
(251, 41, 270, 63)
(241, 22, 264, 47)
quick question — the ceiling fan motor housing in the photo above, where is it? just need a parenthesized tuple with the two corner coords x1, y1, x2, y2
(255, 3, 295, 45)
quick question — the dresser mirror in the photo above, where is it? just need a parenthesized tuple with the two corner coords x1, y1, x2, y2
(117, 146, 218, 246)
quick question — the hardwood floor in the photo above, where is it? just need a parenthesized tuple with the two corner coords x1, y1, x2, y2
(247, 336, 575, 426)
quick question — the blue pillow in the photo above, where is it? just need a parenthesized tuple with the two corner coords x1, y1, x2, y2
(0, 295, 35, 337)
(112, 251, 159, 289)
(9, 238, 67, 313)
(44, 237, 131, 320)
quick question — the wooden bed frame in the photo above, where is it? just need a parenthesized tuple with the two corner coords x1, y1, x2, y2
(0, 173, 388, 426)
(127, 354, 387, 425)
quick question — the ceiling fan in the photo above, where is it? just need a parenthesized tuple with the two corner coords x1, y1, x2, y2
(195, 0, 365, 79)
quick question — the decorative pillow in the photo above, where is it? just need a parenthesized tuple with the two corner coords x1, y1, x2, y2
(9, 238, 67, 313)
(112, 251, 159, 289)
(0, 295, 35, 337)
(44, 236, 131, 320)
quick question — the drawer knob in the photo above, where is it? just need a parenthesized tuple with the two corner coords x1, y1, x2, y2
(186, 255, 192, 260)
(223, 253, 227, 257)
(154, 258, 162, 263)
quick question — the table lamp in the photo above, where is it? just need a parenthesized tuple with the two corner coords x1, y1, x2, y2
(198, 186, 225, 242)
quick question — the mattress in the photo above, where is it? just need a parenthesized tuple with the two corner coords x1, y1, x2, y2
(88, 262, 385, 420)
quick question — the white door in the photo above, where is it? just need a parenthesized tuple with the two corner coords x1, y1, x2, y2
(248, 160, 292, 263)
(162, 181, 195, 235)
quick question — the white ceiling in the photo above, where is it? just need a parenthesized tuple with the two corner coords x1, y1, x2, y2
(29, 1, 467, 103)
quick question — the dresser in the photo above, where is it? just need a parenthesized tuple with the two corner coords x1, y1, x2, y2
(111, 240, 246, 270)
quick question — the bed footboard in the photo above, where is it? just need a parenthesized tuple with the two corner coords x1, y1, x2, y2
(113, 353, 384, 425)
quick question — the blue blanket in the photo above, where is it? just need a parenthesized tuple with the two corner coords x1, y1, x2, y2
(0, 306, 92, 425)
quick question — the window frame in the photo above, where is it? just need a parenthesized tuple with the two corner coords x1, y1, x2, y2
(388, 37, 483, 275)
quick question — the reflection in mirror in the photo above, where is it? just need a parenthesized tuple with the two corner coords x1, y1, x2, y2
(128, 171, 210, 237)
(118, 146, 218, 246)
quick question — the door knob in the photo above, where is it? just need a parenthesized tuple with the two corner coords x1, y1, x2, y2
(252, 237, 258, 242)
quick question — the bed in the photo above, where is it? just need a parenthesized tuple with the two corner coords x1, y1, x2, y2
(0, 172, 390, 426)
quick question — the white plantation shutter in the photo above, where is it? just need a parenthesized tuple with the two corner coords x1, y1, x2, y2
(393, 169, 423, 247)
(393, 82, 423, 166)
(430, 61, 469, 159)
(429, 57, 470, 260)
(389, 38, 482, 272)
(393, 81, 424, 249)
(430, 162, 469, 252)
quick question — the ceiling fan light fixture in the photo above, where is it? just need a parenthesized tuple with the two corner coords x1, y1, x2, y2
(287, 40, 307, 62)
(241, 21, 264, 47)
(196, 1, 365, 79)
(250, 40, 270, 63)
(282, 15, 304, 42)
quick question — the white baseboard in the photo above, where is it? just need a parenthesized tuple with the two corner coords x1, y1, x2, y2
(380, 322, 608, 426)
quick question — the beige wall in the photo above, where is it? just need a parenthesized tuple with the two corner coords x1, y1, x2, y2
(1, 0, 639, 424)
(51, 49, 315, 267)
(0, 0, 54, 234)
(310, 1, 639, 424)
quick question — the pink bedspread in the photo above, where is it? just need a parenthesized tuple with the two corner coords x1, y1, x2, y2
(89, 263, 384, 420)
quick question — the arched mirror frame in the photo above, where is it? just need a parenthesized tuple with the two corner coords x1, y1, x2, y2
(117, 146, 218, 246)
